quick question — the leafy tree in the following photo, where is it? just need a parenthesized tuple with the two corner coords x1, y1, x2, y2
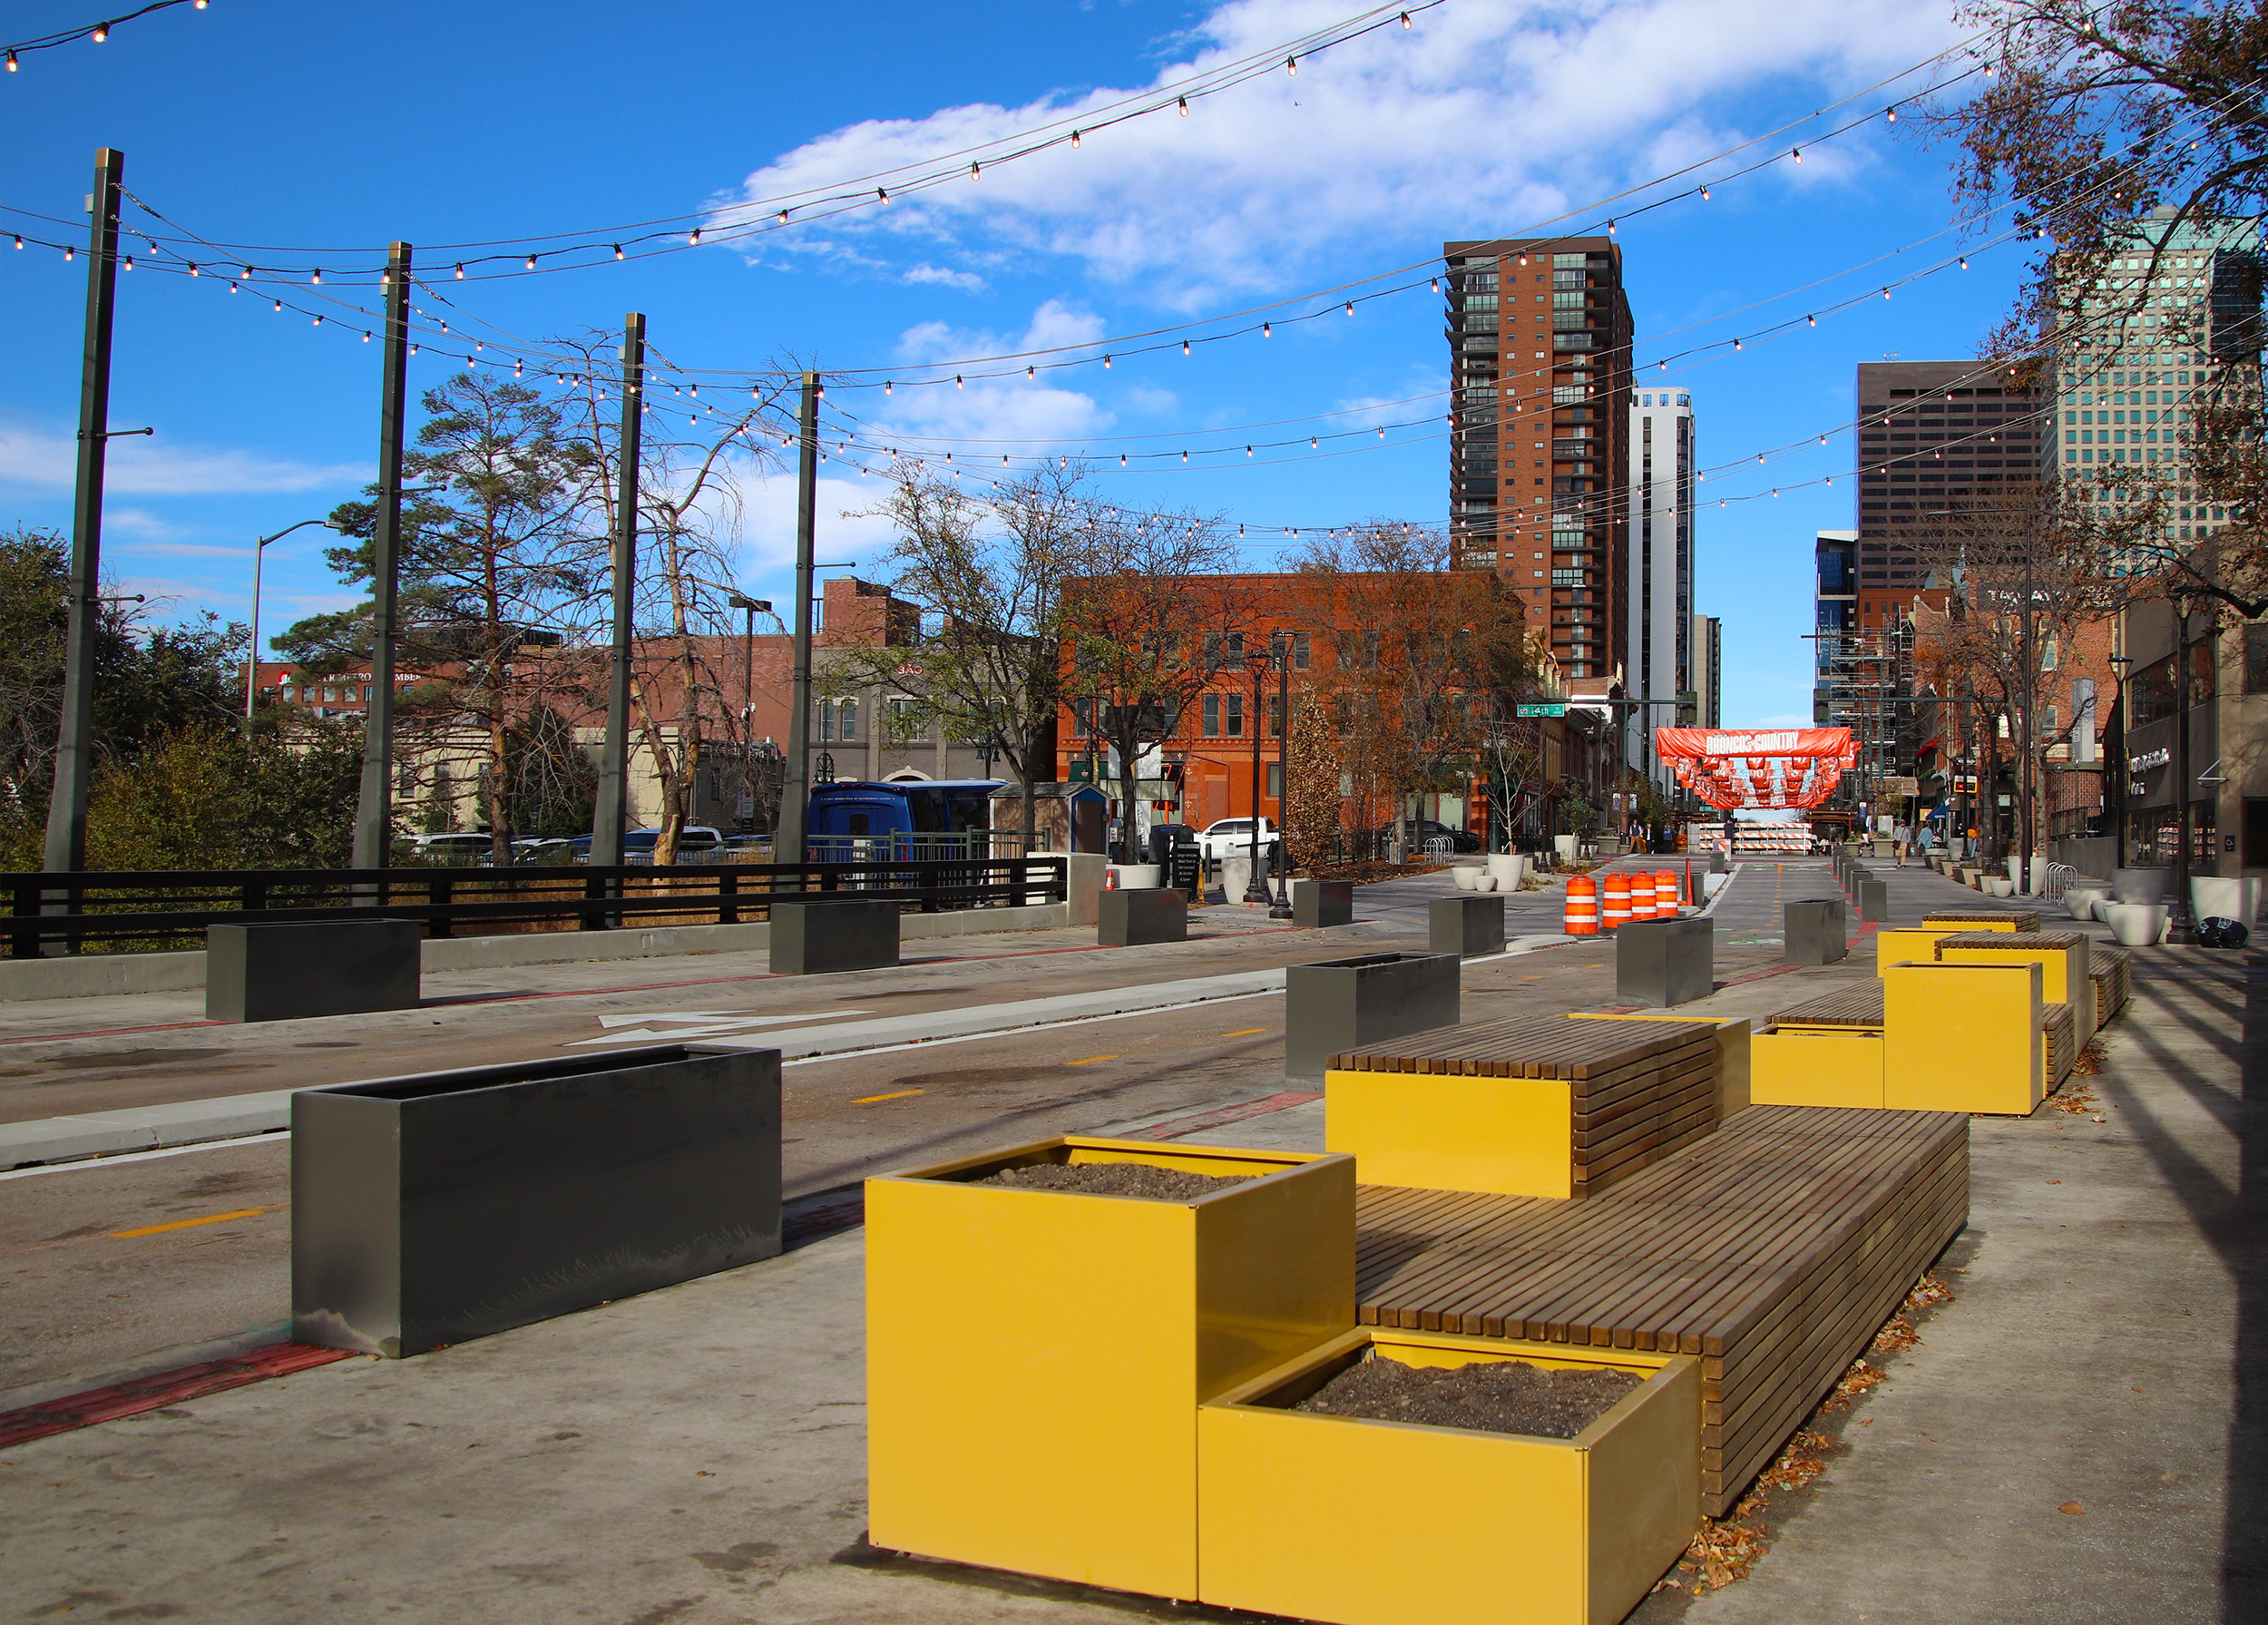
(0, 525, 244, 848)
(286, 372, 598, 866)
(1280, 683, 1343, 869)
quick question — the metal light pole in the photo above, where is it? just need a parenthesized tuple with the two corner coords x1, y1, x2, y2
(245, 519, 343, 718)
(726, 592, 771, 837)
(591, 312, 646, 871)
(1244, 647, 1272, 903)
(1269, 636, 1295, 918)
(777, 371, 821, 878)
(2168, 594, 2197, 945)
(350, 242, 414, 872)
(44, 148, 125, 878)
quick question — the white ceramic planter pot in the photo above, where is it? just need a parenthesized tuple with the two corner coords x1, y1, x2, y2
(2066, 886, 2109, 921)
(1108, 864, 1163, 891)
(1988, 877, 2015, 897)
(1486, 853, 1526, 890)
(2112, 868, 2167, 906)
(1471, 873, 1498, 893)
(2104, 902, 2168, 946)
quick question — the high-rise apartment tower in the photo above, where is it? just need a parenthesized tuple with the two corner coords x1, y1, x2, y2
(1445, 236, 1635, 681)
(1626, 387, 1695, 780)
(1691, 613, 1722, 729)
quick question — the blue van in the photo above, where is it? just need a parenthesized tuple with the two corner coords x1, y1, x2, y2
(805, 779, 1002, 860)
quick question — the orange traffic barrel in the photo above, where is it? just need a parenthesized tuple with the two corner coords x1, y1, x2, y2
(1564, 873, 1598, 935)
(1656, 870, 1681, 917)
(1628, 872, 1657, 922)
(1601, 872, 1632, 930)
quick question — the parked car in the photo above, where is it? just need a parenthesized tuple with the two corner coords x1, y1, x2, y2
(566, 827, 728, 866)
(510, 837, 576, 866)
(1196, 817, 1282, 865)
(409, 832, 494, 866)
(1376, 817, 1481, 856)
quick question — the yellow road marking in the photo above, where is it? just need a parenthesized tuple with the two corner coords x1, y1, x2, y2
(1068, 1055, 1121, 1065)
(853, 1089, 924, 1104)
(110, 1208, 265, 1239)
(1222, 1029, 1268, 1038)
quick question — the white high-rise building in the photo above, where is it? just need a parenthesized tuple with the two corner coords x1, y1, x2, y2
(1626, 388, 1696, 782)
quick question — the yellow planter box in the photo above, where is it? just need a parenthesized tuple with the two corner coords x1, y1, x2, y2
(1874, 927, 1960, 975)
(1198, 1328, 1700, 1625)
(1937, 938, 2095, 1040)
(1566, 1012, 1751, 1119)
(1325, 1068, 1577, 1199)
(865, 1136, 1354, 1600)
(1883, 961, 2043, 1115)
(1750, 1025, 1885, 1108)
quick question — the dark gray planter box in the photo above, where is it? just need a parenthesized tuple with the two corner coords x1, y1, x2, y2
(1784, 899, 1848, 965)
(1429, 894, 1505, 958)
(1855, 878, 1889, 922)
(1616, 917, 1715, 1008)
(1099, 887, 1188, 946)
(206, 920, 421, 1023)
(1283, 952, 1460, 1082)
(291, 1044, 781, 1358)
(769, 896, 901, 974)
(1292, 879, 1354, 929)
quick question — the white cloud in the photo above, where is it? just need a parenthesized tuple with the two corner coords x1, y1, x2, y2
(0, 423, 364, 495)
(721, 0, 1965, 303)
(904, 263, 988, 291)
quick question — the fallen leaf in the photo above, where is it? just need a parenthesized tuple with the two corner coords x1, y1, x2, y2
(2060, 1501, 2085, 1515)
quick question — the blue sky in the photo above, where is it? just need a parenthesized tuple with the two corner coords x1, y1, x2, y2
(1, 0, 2029, 728)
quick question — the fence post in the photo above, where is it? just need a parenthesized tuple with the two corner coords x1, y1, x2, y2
(427, 873, 453, 939)
(719, 868, 738, 926)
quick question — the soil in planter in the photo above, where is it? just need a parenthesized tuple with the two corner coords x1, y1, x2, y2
(973, 1161, 1255, 1200)
(1294, 1354, 1641, 1439)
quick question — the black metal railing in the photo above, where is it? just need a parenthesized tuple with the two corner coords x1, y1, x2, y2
(3, 857, 1069, 957)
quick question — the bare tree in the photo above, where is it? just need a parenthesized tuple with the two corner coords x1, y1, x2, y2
(838, 462, 1090, 845)
(1061, 509, 1255, 861)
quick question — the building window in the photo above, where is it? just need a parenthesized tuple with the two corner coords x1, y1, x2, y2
(1226, 693, 1245, 738)
(1203, 692, 1221, 738)
(820, 701, 834, 742)
(2245, 623, 2268, 693)
(1268, 695, 1284, 738)
(837, 699, 857, 740)
(1266, 761, 1284, 800)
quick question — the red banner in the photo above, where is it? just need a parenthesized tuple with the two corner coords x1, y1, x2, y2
(1654, 728, 1857, 810)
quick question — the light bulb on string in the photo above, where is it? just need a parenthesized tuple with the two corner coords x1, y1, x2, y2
(1344, 300, 1354, 316)
(877, 187, 890, 204)
(64, 245, 73, 260)
(1286, 55, 1297, 74)
(1182, 450, 1188, 464)
(1960, 257, 1969, 269)
(1263, 321, 1272, 338)
(1178, 96, 1188, 115)
(12, 235, 21, 250)
(1310, 436, 1317, 449)
(612, 244, 622, 260)
(455, 263, 464, 279)
(1400, 10, 1411, 25)
(526, 254, 537, 270)
(970, 162, 981, 180)
(1027, 364, 1035, 379)
(1882, 287, 1891, 299)
(1182, 339, 1190, 356)
(1071, 130, 1082, 148)
(1886, 105, 1897, 122)
(272, 299, 281, 312)
(1792, 147, 1802, 164)
(313, 314, 323, 327)
(690, 227, 702, 245)
(5, 51, 15, 70)
(310, 268, 321, 284)
(1698, 184, 1710, 201)
(776, 209, 787, 225)
(1120, 454, 1128, 466)
(122, 255, 132, 270)
(92, 24, 105, 42)
(1807, 314, 1816, 327)
(885, 381, 892, 395)
(1103, 354, 1111, 368)
(954, 375, 963, 388)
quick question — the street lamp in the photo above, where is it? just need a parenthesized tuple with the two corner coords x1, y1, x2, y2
(1269, 632, 1295, 918)
(727, 592, 774, 837)
(1242, 642, 1275, 904)
(245, 518, 344, 718)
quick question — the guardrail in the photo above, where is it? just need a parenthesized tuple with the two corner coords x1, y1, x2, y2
(3, 857, 1069, 958)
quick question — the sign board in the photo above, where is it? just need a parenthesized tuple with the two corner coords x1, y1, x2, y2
(1516, 703, 1568, 718)
(1882, 776, 1920, 799)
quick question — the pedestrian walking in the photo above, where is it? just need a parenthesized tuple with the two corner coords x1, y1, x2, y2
(1892, 819, 1911, 866)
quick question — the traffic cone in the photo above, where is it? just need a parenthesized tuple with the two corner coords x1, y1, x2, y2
(1601, 873, 1632, 931)
(1564, 873, 1598, 935)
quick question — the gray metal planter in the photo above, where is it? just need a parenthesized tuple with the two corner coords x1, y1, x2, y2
(1429, 894, 1505, 958)
(1099, 887, 1188, 946)
(291, 1044, 781, 1358)
(1283, 952, 1460, 1082)
(1855, 879, 1888, 922)
(1291, 879, 1354, 929)
(769, 896, 901, 974)
(1616, 916, 1715, 1008)
(1783, 899, 1848, 965)
(205, 919, 421, 1023)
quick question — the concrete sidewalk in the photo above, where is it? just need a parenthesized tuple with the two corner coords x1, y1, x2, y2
(3, 945, 2258, 1620)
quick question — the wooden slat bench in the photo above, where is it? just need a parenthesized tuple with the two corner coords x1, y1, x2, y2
(1355, 1104, 1969, 1516)
(1767, 982, 2077, 1087)
(1923, 909, 2042, 933)
(2092, 945, 2132, 1024)
(1327, 1014, 1719, 1198)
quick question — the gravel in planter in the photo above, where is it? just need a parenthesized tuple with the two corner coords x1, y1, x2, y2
(973, 1162, 1256, 1200)
(1294, 1354, 1641, 1439)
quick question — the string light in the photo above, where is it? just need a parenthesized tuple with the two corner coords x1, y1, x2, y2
(1699, 184, 1711, 201)
(455, 263, 464, 279)
(309, 268, 321, 284)
(689, 226, 701, 245)
(90, 24, 105, 42)
(1344, 300, 1354, 316)
(1886, 105, 1898, 122)
(1178, 96, 1188, 115)
(1400, 10, 1411, 24)
(1071, 130, 1082, 149)
(1182, 339, 1190, 356)
(525, 253, 537, 270)
(877, 187, 890, 204)
(1286, 55, 1298, 75)
(613, 244, 621, 259)
(1263, 321, 1272, 337)
(970, 162, 981, 181)
(1792, 147, 1803, 163)
(122, 254, 132, 270)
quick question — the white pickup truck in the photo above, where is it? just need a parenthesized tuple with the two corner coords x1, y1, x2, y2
(1197, 817, 1281, 865)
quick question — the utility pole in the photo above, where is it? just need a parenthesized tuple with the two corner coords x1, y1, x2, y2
(591, 313, 646, 871)
(43, 148, 125, 877)
(350, 243, 414, 872)
(2168, 594, 2197, 945)
(777, 370, 820, 878)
